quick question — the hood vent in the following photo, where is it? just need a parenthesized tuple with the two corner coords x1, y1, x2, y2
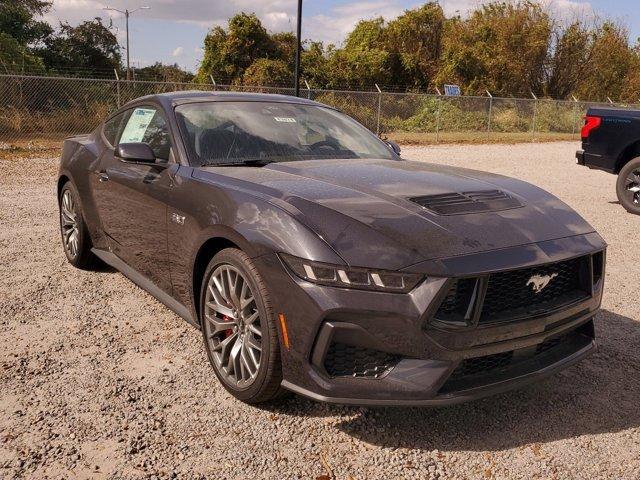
(410, 190, 523, 215)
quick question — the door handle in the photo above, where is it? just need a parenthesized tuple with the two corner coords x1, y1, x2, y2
(97, 172, 109, 182)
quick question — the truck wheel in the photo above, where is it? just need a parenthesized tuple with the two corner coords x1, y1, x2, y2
(616, 157, 640, 215)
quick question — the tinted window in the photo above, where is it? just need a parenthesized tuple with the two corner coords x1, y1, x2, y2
(119, 107, 172, 160)
(103, 112, 125, 147)
(175, 101, 396, 166)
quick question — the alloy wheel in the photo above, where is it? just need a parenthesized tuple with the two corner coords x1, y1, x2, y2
(625, 169, 640, 205)
(204, 264, 263, 388)
(60, 190, 80, 258)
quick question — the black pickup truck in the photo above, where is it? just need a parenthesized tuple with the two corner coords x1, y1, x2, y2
(576, 107, 640, 215)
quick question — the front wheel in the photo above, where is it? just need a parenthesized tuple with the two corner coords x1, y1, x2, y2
(59, 182, 101, 269)
(200, 248, 286, 403)
(616, 157, 640, 215)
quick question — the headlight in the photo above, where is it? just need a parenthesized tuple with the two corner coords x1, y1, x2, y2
(279, 253, 423, 293)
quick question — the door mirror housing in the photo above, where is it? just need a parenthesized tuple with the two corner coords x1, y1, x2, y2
(115, 142, 156, 164)
(385, 140, 401, 156)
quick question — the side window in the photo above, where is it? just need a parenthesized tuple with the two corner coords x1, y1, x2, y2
(102, 111, 125, 147)
(119, 106, 172, 161)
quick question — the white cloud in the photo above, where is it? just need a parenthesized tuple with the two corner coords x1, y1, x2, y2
(172, 46, 184, 57)
(305, 1, 409, 47)
(542, 0, 594, 22)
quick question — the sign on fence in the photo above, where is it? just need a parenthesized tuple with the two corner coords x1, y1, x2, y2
(444, 84, 461, 96)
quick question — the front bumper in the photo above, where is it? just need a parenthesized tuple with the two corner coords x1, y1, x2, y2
(255, 233, 606, 406)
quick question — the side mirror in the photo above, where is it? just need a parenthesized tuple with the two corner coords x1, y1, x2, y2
(385, 140, 401, 156)
(115, 142, 156, 164)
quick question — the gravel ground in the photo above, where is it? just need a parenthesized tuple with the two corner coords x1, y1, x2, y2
(1, 141, 639, 479)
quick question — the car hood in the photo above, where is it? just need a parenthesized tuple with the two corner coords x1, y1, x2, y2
(194, 158, 595, 270)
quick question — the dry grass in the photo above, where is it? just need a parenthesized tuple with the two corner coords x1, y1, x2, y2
(389, 131, 579, 145)
(0, 137, 61, 160)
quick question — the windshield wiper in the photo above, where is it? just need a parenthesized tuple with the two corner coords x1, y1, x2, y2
(201, 158, 275, 167)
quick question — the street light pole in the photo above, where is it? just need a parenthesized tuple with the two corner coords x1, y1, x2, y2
(294, 0, 302, 97)
(103, 6, 150, 80)
(125, 10, 130, 80)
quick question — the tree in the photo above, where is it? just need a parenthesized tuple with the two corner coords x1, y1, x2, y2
(324, 18, 390, 88)
(545, 21, 594, 99)
(301, 41, 329, 88)
(0, 0, 52, 46)
(344, 17, 385, 51)
(271, 31, 297, 69)
(325, 45, 390, 89)
(0, 31, 44, 72)
(191, 4, 639, 101)
(436, 1, 552, 96)
(37, 18, 121, 76)
(573, 22, 633, 101)
(196, 13, 277, 83)
(383, 3, 445, 89)
(135, 62, 194, 82)
(241, 58, 291, 86)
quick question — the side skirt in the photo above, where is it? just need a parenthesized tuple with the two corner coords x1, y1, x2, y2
(91, 248, 199, 329)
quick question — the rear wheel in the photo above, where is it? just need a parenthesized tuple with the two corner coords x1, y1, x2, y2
(616, 157, 640, 215)
(200, 248, 286, 403)
(59, 182, 101, 269)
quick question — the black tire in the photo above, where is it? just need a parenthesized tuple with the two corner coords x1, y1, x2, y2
(200, 248, 286, 404)
(616, 157, 640, 215)
(59, 182, 102, 270)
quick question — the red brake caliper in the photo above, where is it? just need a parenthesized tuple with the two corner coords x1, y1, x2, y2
(222, 315, 234, 338)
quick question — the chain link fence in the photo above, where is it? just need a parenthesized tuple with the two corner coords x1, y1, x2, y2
(0, 73, 633, 149)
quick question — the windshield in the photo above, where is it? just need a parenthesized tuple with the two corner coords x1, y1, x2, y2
(174, 101, 397, 166)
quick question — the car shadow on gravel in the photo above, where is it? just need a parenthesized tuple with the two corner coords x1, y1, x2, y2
(281, 310, 640, 451)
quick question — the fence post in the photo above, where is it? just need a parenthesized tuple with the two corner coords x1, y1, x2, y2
(486, 90, 493, 137)
(209, 75, 216, 91)
(375, 84, 382, 135)
(435, 90, 442, 143)
(114, 69, 121, 108)
(304, 79, 311, 100)
(530, 91, 538, 139)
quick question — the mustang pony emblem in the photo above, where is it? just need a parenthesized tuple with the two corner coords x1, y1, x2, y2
(527, 273, 558, 294)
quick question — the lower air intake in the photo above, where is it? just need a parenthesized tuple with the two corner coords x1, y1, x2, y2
(324, 342, 400, 378)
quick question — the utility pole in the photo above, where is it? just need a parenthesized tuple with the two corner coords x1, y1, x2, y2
(103, 6, 150, 80)
(294, 0, 302, 96)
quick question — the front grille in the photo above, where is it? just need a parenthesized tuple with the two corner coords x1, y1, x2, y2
(410, 190, 522, 215)
(323, 342, 400, 378)
(433, 255, 592, 326)
(439, 322, 594, 394)
(480, 257, 589, 324)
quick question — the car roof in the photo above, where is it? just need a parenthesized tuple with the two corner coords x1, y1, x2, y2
(125, 90, 326, 110)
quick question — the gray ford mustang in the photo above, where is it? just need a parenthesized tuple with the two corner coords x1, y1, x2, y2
(57, 91, 606, 406)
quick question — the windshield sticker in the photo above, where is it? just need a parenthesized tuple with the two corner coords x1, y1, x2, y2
(120, 108, 156, 143)
(274, 117, 296, 123)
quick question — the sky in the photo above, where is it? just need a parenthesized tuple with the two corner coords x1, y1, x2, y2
(44, 0, 640, 74)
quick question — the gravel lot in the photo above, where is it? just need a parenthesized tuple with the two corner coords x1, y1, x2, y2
(1, 141, 639, 479)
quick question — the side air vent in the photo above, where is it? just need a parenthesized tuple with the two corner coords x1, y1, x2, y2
(410, 190, 523, 215)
